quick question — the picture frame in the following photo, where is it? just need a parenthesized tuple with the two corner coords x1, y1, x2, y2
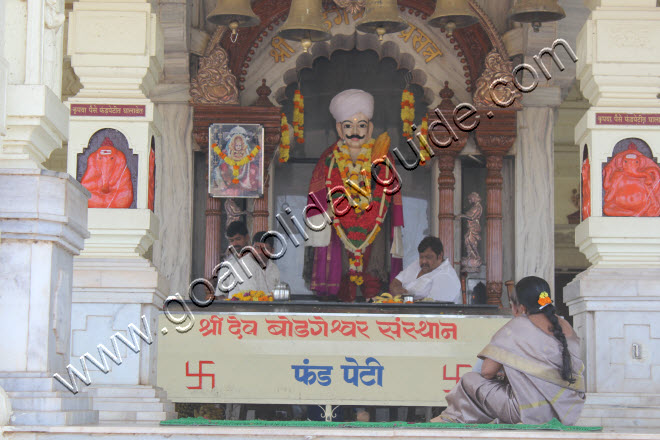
(208, 123, 264, 198)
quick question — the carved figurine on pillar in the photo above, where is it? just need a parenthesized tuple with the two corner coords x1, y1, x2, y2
(80, 137, 134, 208)
(603, 141, 660, 217)
(456, 192, 483, 272)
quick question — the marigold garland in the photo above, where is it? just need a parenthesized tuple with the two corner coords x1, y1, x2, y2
(227, 290, 274, 301)
(401, 89, 415, 138)
(332, 140, 374, 213)
(279, 113, 290, 163)
(212, 142, 261, 184)
(418, 116, 430, 165)
(293, 89, 304, 144)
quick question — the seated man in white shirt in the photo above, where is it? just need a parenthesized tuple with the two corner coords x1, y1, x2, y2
(214, 231, 280, 299)
(389, 236, 461, 303)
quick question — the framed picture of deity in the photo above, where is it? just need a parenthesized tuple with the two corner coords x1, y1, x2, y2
(208, 123, 264, 198)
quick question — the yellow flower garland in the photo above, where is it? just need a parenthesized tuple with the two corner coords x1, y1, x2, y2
(293, 89, 304, 143)
(401, 89, 415, 138)
(419, 116, 430, 165)
(212, 143, 261, 184)
(279, 113, 290, 163)
(332, 140, 374, 212)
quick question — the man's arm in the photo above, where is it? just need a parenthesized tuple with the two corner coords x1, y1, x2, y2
(389, 278, 407, 295)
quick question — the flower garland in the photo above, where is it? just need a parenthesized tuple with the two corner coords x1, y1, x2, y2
(228, 290, 274, 301)
(332, 140, 374, 213)
(401, 89, 415, 138)
(418, 116, 430, 165)
(279, 113, 290, 163)
(293, 89, 304, 143)
(212, 142, 261, 184)
(325, 143, 394, 286)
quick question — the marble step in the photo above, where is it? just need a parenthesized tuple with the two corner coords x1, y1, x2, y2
(7, 392, 93, 411)
(586, 393, 660, 407)
(10, 409, 99, 426)
(579, 416, 660, 429)
(91, 398, 175, 412)
(84, 386, 169, 399)
(99, 410, 177, 422)
(581, 405, 660, 419)
(0, 377, 59, 392)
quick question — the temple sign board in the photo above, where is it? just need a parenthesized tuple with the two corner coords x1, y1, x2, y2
(156, 312, 508, 405)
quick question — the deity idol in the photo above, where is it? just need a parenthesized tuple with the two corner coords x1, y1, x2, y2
(602, 143, 660, 217)
(304, 89, 404, 302)
(80, 137, 133, 208)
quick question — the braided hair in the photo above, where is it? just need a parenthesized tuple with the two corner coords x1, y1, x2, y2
(515, 276, 575, 384)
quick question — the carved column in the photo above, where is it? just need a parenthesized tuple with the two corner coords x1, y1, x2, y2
(251, 79, 275, 234)
(437, 155, 457, 264)
(430, 82, 467, 265)
(253, 174, 270, 233)
(484, 153, 504, 305)
(205, 196, 224, 279)
(473, 50, 521, 307)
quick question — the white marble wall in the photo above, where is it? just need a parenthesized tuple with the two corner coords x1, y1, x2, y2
(515, 107, 555, 292)
(151, 103, 193, 296)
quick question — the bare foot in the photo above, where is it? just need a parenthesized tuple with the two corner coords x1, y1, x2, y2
(430, 415, 452, 423)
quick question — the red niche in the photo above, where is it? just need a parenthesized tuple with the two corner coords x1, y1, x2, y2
(581, 156, 591, 220)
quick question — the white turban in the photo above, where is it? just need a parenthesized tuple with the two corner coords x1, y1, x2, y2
(329, 89, 374, 122)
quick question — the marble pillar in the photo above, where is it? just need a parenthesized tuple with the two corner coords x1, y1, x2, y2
(65, 0, 176, 423)
(0, 169, 97, 425)
(566, 0, 660, 429)
(151, 103, 193, 296)
(515, 106, 555, 292)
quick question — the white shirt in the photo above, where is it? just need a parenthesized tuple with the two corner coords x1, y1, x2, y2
(395, 258, 461, 303)
(215, 254, 280, 298)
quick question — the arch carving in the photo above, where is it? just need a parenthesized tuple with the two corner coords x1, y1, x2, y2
(208, 0, 505, 102)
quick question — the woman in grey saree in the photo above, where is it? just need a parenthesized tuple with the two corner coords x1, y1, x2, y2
(433, 276, 586, 425)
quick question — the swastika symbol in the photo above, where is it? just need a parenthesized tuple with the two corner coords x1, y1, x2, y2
(185, 361, 216, 390)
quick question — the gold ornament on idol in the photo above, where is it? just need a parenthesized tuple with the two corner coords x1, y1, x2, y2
(401, 89, 415, 138)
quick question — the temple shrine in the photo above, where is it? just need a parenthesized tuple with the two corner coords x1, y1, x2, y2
(2, 0, 660, 438)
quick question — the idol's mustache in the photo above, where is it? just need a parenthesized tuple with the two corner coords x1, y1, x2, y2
(347, 134, 365, 140)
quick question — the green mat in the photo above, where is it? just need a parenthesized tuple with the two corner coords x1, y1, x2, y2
(161, 417, 601, 431)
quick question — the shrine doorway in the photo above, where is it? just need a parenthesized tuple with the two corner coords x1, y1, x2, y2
(272, 48, 434, 295)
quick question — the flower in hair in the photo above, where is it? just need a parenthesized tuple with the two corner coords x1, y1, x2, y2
(538, 291, 552, 308)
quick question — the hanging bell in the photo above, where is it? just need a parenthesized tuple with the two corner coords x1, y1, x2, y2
(428, 0, 478, 34)
(206, 0, 260, 39)
(508, 0, 565, 32)
(355, 0, 409, 41)
(278, 0, 331, 53)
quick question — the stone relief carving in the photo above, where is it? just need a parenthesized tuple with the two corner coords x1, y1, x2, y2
(80, 137, 134, 208)
(473, 49, 522, 110)
(457, 192, 483, 272)
(603, 142, 660, 217)
(333, 0, 366, 15)
(190, 26, 240, 104)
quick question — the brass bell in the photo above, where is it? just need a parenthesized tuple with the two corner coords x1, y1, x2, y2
(206, 0, 260, 38)
(355, 0, 409, 41)
(508, 0, 565, 32)
(428, 0, 478, 34)
(278, 0, 331, 53)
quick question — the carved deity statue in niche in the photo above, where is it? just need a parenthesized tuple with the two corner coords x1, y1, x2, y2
(603, 142, 660, 217)
(456, 192, 483, 272)
(581, 156, 591, 220)
(80, 137, 134, 208)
